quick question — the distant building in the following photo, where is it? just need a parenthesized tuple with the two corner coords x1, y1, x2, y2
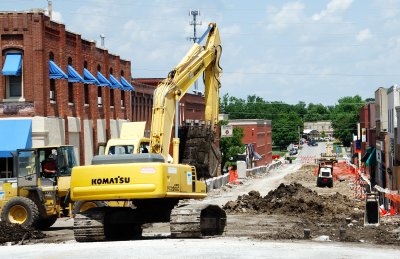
(228, 119, 272, 167)
(303, 121, 333, 140)
(375, 87, 389, 189)
(132, 78, 208, 134)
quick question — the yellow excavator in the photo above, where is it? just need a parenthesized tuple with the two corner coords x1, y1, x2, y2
(70, 23, 226, 242)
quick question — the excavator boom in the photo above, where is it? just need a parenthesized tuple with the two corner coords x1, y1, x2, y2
(150, 23, 222, 163)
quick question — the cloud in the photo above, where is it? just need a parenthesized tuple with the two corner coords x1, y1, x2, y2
(266, 2, 305, 31)
(356, 29, 372, 42)
(312, 0, 353, 21)
(45, 10, 63, 23)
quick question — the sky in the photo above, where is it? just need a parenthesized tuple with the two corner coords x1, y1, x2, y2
(3, 0, 400, 105)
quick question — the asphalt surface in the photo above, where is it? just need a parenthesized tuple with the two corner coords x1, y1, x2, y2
(1, 237, 399, 259)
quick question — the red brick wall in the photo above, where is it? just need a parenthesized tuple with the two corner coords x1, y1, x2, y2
(132, 78, 206, 131)
(230, 120, 272, 167)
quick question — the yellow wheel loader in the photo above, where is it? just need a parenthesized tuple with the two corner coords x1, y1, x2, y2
(0, 146, 103, 229)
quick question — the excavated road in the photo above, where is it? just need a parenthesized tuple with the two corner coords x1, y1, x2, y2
(1, 144, 399, 257)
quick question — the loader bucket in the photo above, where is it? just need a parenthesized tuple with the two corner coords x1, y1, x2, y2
(364, 192, 380, 226)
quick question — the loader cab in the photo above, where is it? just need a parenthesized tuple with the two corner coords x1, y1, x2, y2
(38, 146, 77, 177)
(14, 146, 77, 187)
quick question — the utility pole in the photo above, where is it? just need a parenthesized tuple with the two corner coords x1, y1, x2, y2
(298, 126, 301, 146)
(188, 10, 202, 93)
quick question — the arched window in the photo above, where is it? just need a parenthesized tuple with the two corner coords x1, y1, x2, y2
(109, 68, 114, 107)
(2, 49, 24, 100)
(49, 52, 56, 102)
(83, 61, 89, 105)
(68, 57, 73, 104)
(97, 64, 102, 106)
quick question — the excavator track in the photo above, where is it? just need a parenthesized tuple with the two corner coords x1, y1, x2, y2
(74, 208, 106, 242)
(170, 204, 226, 238)
(74, 207, 143, 242)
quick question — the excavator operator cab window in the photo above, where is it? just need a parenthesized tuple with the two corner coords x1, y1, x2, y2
(139, 142, 150, 153)
(108, 145, 134, 155)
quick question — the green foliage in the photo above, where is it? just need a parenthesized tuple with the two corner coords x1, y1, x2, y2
(219, 120, 245, 168)
(220, 94, 369, 149)
(330, 95, 365, 146)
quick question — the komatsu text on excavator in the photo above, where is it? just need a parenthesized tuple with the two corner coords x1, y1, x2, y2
(70, 23, 226, 242)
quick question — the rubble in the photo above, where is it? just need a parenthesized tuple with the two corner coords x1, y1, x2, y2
(223, 183, 361, 221)
(0, 222, 45, 245)
(223, 182, 400, 245)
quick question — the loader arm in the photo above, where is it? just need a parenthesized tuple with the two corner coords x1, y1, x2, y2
(150, 23, 222, 161)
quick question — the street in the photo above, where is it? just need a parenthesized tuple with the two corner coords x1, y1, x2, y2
(1, 154, 399, 258)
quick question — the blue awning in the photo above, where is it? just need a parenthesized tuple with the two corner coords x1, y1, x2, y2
(366, 147, 376, 166)
(2, 53, 22, 76)
(0, 120, 32, 158)
(49, 61, 68, 79)
(97, 71, 111, 87)
(109, 74, 123, 89)
(120, 76, 135, 91)
(68, 65, 84, 83)
(83, 68, 100, 85)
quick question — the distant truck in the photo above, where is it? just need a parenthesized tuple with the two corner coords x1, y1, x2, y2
(105, 121, 150, 155)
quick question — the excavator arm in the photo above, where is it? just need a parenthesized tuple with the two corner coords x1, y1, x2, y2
(150, 23, 222, 162)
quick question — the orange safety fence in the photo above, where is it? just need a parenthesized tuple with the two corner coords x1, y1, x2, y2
(384, 193, 400, 215)
(228, 170, 239, 185)
(314, 161, 358, 181)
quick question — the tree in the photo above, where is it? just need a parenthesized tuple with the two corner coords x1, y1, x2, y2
(272, 111, 303, 149)
(304, 103, 330, 121)
(219, 120, 245, 170)
(330, 95, 365, 146)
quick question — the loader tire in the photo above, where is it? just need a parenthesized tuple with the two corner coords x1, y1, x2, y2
(0, 197, 39, 227)
(36, 215, 58, 229)
(72, 201, 106, 215)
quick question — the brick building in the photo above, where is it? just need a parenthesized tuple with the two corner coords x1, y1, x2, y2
(228, 119, 272, 167)
(0, 11, 134, 167)
(132, 78, 207, 134)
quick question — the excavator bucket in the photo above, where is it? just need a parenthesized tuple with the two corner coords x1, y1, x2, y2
(364, 192, 380, 226)
(179, 125, 221, 178)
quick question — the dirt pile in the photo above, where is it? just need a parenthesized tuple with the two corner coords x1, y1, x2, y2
(0, 222, 45, 245)
(224, 183, 400, 244)
(223, 183, 362, 221)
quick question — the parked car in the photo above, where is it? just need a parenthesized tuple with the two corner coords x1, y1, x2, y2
(308, 140, 318, 146)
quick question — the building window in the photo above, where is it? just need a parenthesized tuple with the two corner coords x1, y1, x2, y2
(50, 79, 56, 101)
(121, 91, 125, 107)
(49, 52, 56, 103)
(7, 76, 22, 97)
(98, 87, 102, 106)
(110, 89, 114, 107)
(2, 51, 24, 100)
(68, 57, 73, 104)
(68, 82, 74, 104)
(84, 84, 89, 105)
